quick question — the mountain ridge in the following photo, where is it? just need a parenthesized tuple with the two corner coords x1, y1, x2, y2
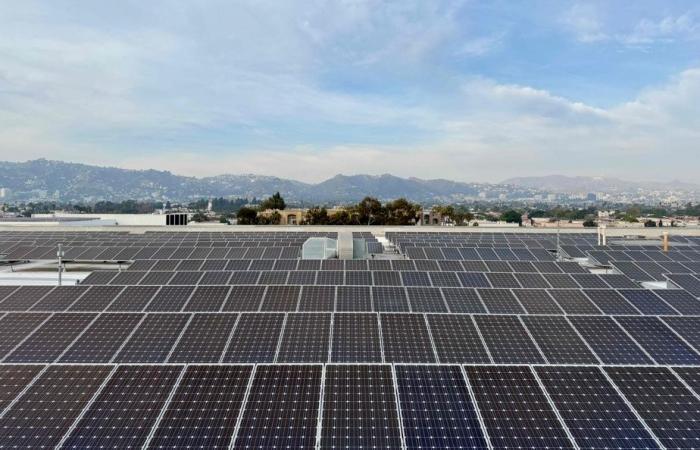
(0, 159, 697, 203)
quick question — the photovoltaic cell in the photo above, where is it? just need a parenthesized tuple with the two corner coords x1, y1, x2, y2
(0, 365, 43, 411)
(513, 289, 563, 314)
(277, 313, 330, 363)
(568, 316, 653, 365)
(395, 365, 487, 449)
(331, 313, 381, 363)
(147, 365, 252, 449)
(477, 288, 525, 314)
(59, 313, 143, 363)
(233, 365, 321, 450)
(260, 285, 300, 312)
(583, 289, 640, 315)
(107, 286, 159, 311)
(473, 315, 545, 364)
(0, 366, 112, 449)
(222, 285, 265, 311)
(69, 285, 124, 312)
(168, 313, 238, 363)
(0, 313, 50, 360)
(0, 285, 52, 311)
(321, 365, 402, 449)
(655, 289, 700, 315)
(336, 286, 372, 312)
(522, 315, 598, 364)
(380, 314, 436, 363)
(113, 313, 190, 363)
(407, 287, 447, 312)
(457, 272, 490, 288)
(466, 366, 575, 449)
(442, 288, 486, 313)
(30, 286, 89, 312)
(536, 367, 660, 450)
(62, 365, 183, 449)
(427, 314, 491, 363)
(145, 285, 194, 312)
(606, 367, 700, 450)
(618, 289, 678, 315)
(184, 285, 230, 312)
(372, 287, 409, 312)
(662, 316, 700, 352)
(5, 313, 96, 363)
(616, 316, 700, 365)
(222, 313, 284, 363)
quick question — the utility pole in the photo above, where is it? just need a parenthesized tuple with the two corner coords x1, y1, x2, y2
(57, 244, 64, 286)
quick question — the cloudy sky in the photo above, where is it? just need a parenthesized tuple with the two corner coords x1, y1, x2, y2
(1, 0, 698, 182)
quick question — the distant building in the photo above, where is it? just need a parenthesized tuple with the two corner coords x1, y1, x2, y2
(0, 188, 9, 199)
(586, 192, 597, 202)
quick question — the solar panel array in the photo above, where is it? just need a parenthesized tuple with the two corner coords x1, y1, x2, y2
(1, 230, 699, 449)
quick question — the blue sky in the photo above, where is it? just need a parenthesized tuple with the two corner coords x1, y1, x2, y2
(0, 0, 698, 182)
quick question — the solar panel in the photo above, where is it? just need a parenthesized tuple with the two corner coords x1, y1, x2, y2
(0, 313, 50, 360)
(666, 274, 700, 296)
(316, 270, 344, 285)
(336, 286, 372, 312)
(222, 285, 265, 311)
(662, 317, 700, 354)
(407, 287, 447, 312)
(401, 271, 432, 287)
(543, 273, 579, 288)
(113, 313, 190, 363)
(372, 287, 409, 312)
(654, 289, 700, 315)
(457, 272, 491, 288)
(30, 286, 89, 312)
(277, 313, 330, 362)
(618, 289, 678, 315)
(441, 287, 486, 313)
(395, 365, 488, 449)
(477, 288, 525, 314)
(330, 313, 382, 362)
(145, 285, 194, 311)
(513, 272, 550, 288)
(344, 270, 372, 285)
(5, 313, 96, 363)
(536, 367, 660, 449)
(168, 313, 238, 362)
(583, 289, 640, 315)
(380, 314, 436, 363)
(473, 315, 545, 364)
(0, 365, 42, 411)
(146, 365, 252, 449)
(62, 365, 183, 449)
(59, 313, 143, 363)
(512, 289, 563, 314)
(233, 365, 321, 449)
(0, 285, 53, 311)
(522, 315, 599, 364)
(107, 285, 159, 311)
(485, 272, 521, 288)
(573, 274, 610, 289)
(321, 365, 402, 448)
(0, 366, 112, 448)
(427, 314, 491, 363)
(184, 285, 230, 312)
(261, 285, 300, 312)
(258, 270, 289, 285)
(568, 316, 653, 365)
(615, 316, 700, 365)
(605, 367, 700, 450)
(139, 270, 174, 285)
(222, 313, 284, 363)
(466, 366, 575, 449)
(69, 285, 124, 311)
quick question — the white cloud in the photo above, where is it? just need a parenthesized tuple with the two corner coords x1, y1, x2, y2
(622, 12, 700, 45)
(561, 3, 608, 43)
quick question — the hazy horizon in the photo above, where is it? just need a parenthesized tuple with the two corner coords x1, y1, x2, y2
(1, 1, 699, 183)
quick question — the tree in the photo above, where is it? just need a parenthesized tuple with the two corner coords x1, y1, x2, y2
(304, 207, 329, 225)
(328, 210, 352, 225)
(500, 210, 522, 225)
(385, 198, 419, 225)
(356, 197, 384, 225)
(190, 212, 208, 222)
(582, 219, 597, 227)
(219, 216, 230, 224)
(644, 219, 657, 227)
(259, 192, 286, 210)
(236, 207, 258, 225)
